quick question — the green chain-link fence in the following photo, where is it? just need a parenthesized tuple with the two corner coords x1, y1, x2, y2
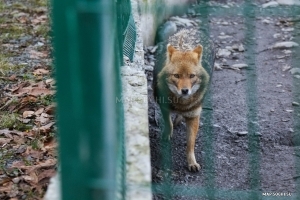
(153, 1, 300, 199)
(51, 0, 300, 199)
(52, 0, 133, 199)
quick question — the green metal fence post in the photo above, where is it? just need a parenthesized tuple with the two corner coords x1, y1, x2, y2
(243, 1, 261, 199)
(52, 0, 123, 199)
(196, 2, 216, 199)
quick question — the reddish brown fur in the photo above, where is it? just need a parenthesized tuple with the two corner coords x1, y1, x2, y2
(154, 44, 210, 172)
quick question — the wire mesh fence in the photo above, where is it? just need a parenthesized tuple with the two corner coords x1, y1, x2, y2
(52, 0, 133, 199)
(150, 0, 300, 199)
(52, 0, 300, 199)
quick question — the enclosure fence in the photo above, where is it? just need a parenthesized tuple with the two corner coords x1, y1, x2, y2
(154, 1, 300, 199)
(52, 0, 133, 199)
(51, 0, 300, 199)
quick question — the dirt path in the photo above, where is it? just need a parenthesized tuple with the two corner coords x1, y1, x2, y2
(146, 1, 300, 199)
(0, 1, 56, 199)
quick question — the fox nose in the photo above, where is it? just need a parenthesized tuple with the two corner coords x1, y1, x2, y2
(181, 88, 189, 95)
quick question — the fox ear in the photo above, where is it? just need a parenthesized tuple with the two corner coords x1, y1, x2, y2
(167, 44, 176, 59)
(193, 45, 203, 61)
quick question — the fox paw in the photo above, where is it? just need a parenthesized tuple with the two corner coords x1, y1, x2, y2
(188, 163, 201, 172)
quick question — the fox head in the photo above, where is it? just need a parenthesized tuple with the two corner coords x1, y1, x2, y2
(161, 44, 206, 98)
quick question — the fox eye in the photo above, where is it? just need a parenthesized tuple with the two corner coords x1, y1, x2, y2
(190, 74, 195, 78)
(174, 74, 179, 78)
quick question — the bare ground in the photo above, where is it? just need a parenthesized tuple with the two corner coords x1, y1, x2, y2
(146, 1, 300, 199)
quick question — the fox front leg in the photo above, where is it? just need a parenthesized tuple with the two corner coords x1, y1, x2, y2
(161, 108, 173, 140)
(185, 116, 201, 172)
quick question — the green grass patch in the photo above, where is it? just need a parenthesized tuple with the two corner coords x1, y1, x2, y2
(35, 24, 50, 38)
(0, 24, 28, 41)
(22, 73, 35, 80)
(0, 1, 5, 12)
(0, 148, 15, 171)
(29, 0, 49, 7)
(38, 94, 54, 106)
(0, 112, 31, 131)
(0, 113, 19, 129)
(0, 56, 22, 76)
(10, 2, 28, 10)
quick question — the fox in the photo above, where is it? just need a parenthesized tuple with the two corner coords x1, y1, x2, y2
(153, 28, 214, 172)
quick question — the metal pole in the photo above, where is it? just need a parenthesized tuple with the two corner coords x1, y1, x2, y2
(52, 0, 120, 199)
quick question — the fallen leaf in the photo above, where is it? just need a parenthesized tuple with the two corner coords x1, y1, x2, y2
(45, 78, 55, 88)
(10, 81, 50, 97)
(12, 177, 22, 184)
(7, 105, 18, 112)
(0, 181, 13, 193)
(0, 129, 13, 139)
(9, 82, 30, 93)
(29, 50, 48, 59)
(45, 104, 55, 115)
(11, 159, 56, 174)
(44, 138, 57, 150)
(17, 15, 29, 23)
(35, 115, 50, 125)
(22, 172, 38, 185)
(35, 75, 43, 81)
(11, 130, 24, 137)
(34, 108, 44, 116)
(7, 186, 19, 198)
(33, 68, 49, 75)
(0, 175, 11, 185)
(20, 96, 37, 104)
(0, 97, 9, 105)
(12, 135, 25, 145)
(23, 111, 35, 118)
(12, 87, 54, 97)
(24, 130, 34, 137)
(38, 169, 56, 182)
(8, 74, 17, 81)
(10, 160, 26, 169)
(16, 144, 27, 154)
(38, 122, 55, 133)
(23, 146, 42, 159)
(19, 182, 31, 193)
(41, 113, 49, 118)
(44, 138, 57, 156)
(0, 138, 12, 146)
(31, 15, 47, 25)
(36, 80, 47, 88)
(35, 113, 51, 125)
(45, 78, 54, 85)
(0, 129, 25, 138)
(13, 12, 28, 19)
(19, 118, 31, 124)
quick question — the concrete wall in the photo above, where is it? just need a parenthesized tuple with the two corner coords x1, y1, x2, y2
(138, 0, 193, 46)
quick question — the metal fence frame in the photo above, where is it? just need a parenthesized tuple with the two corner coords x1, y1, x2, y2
(51, 0, 300, 199)
(52, 0, 131, 199)
(153, 1, 300, 199)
